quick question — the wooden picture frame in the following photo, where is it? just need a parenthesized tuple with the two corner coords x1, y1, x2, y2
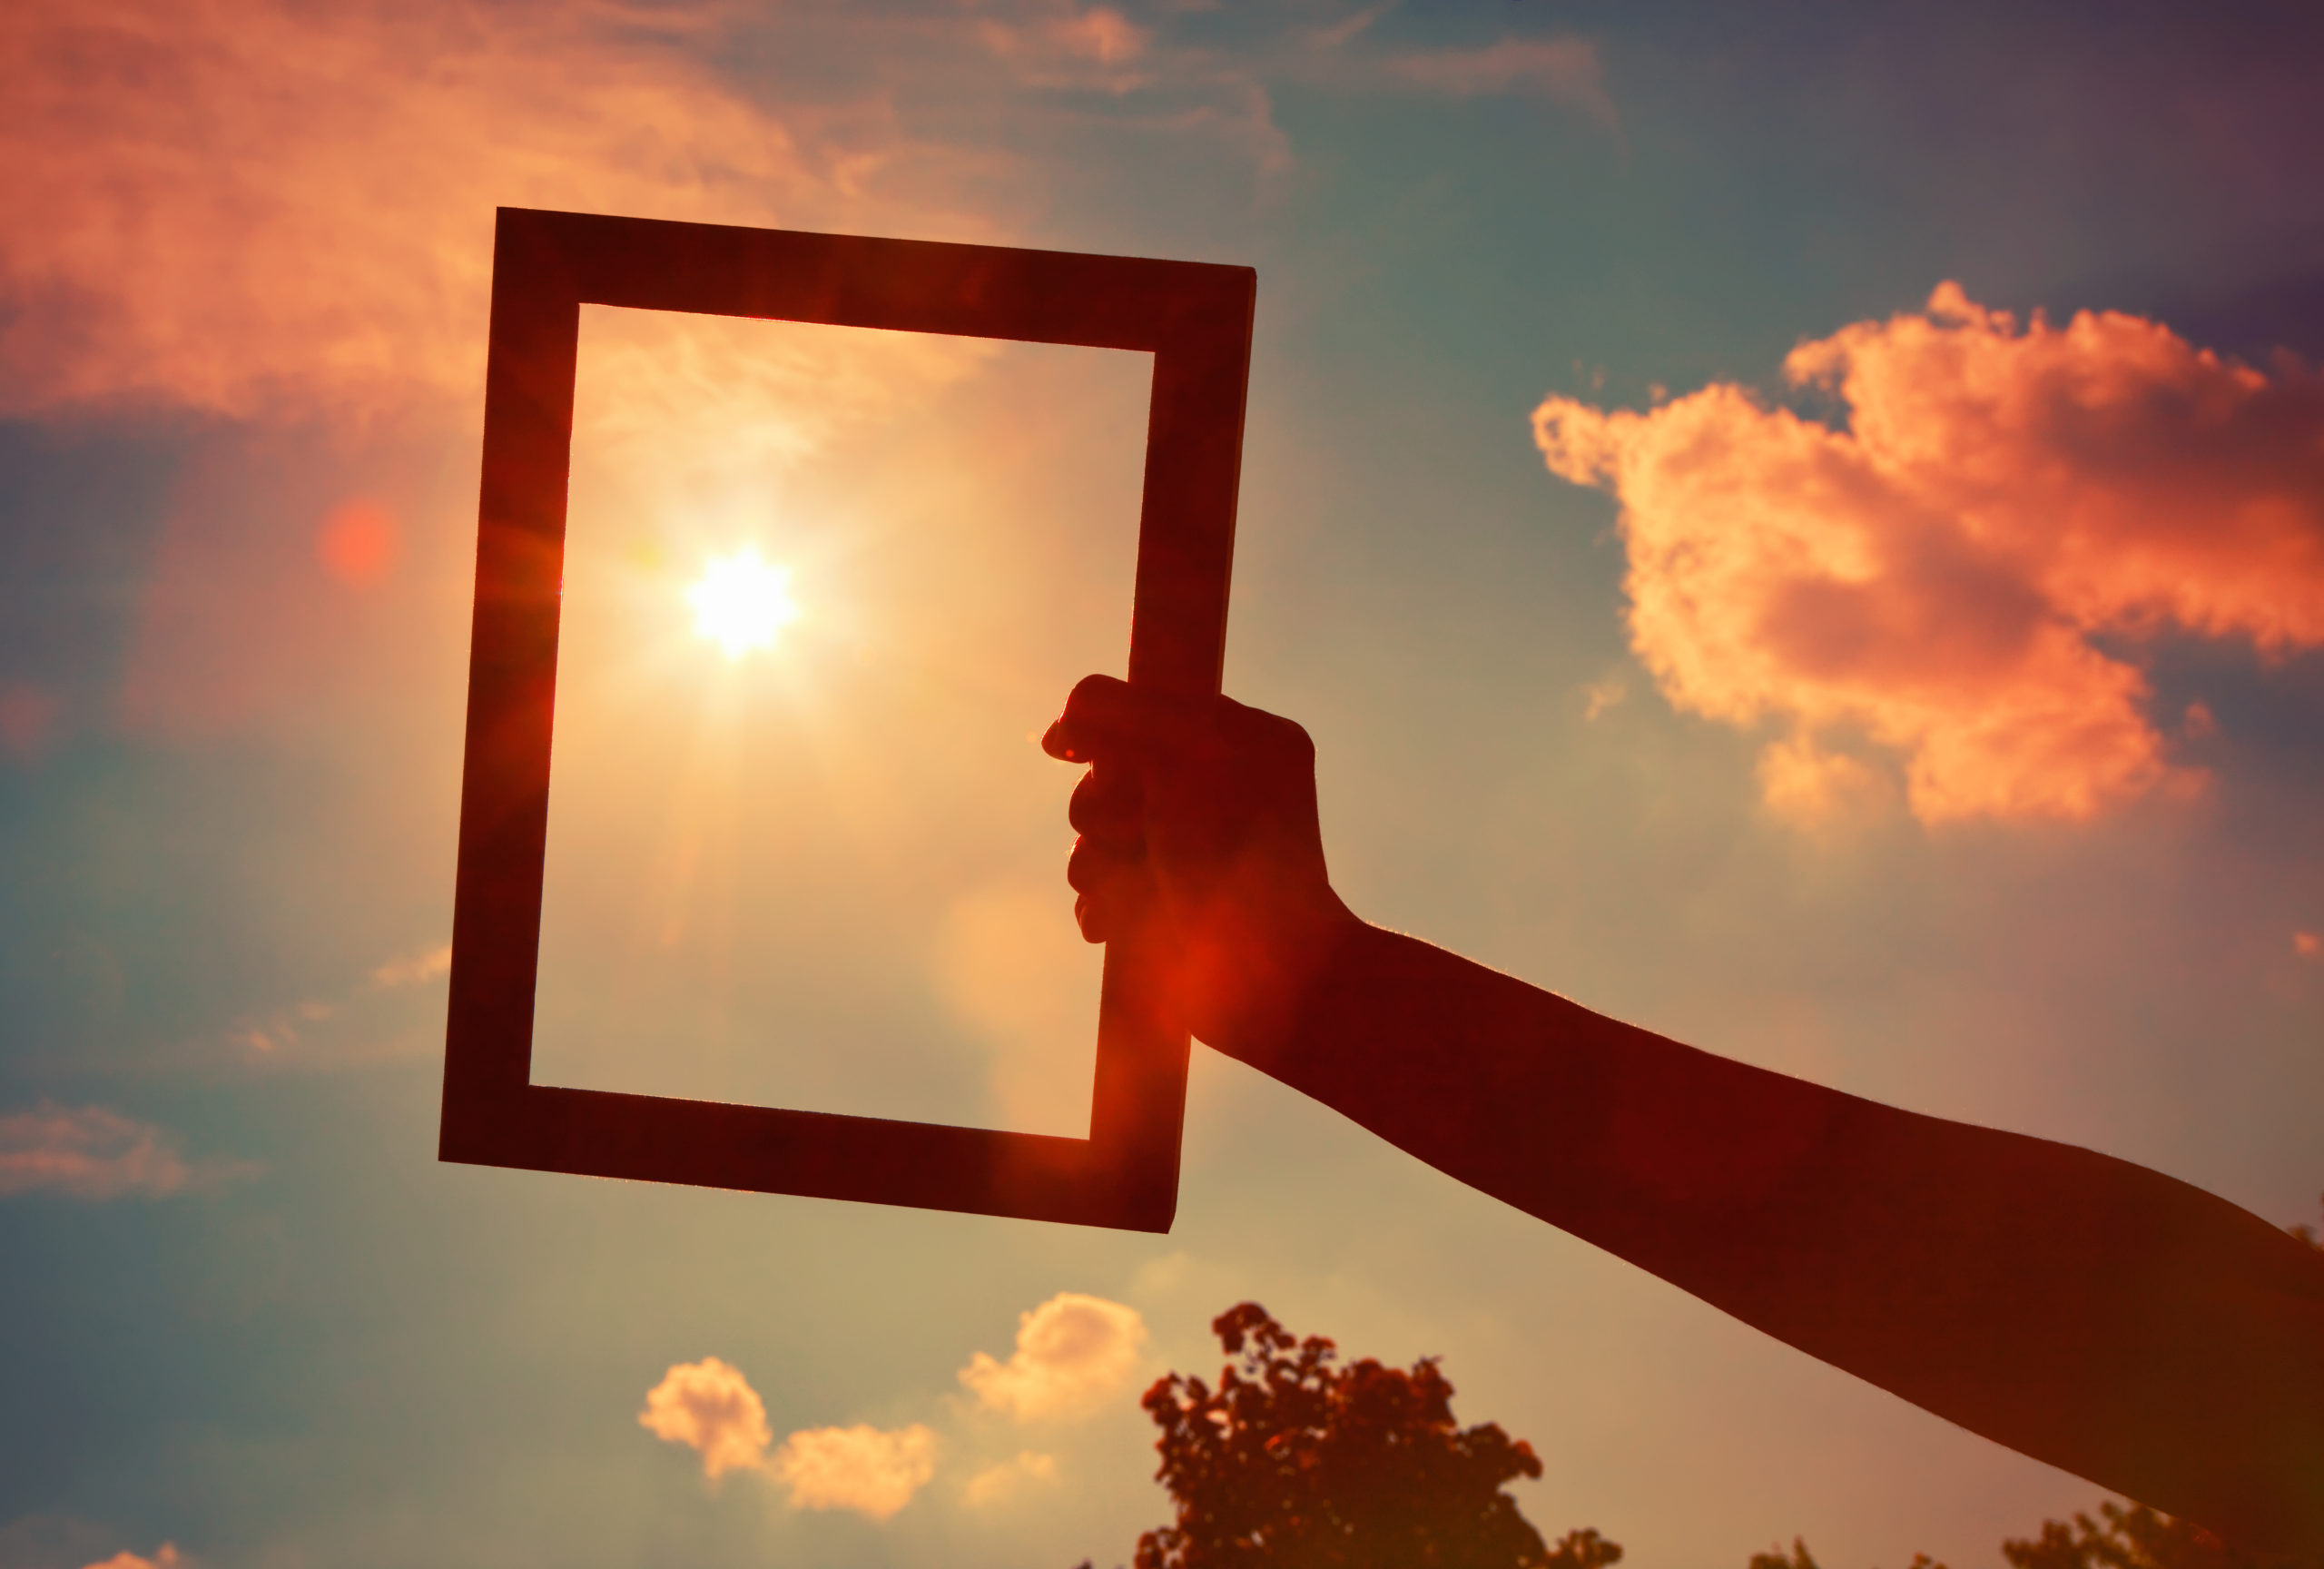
(438, 207, 1253, 1232)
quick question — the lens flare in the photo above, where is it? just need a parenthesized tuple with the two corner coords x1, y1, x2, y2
(686, 548, 799, 657)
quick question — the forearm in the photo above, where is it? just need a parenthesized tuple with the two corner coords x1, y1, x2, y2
(1243, 923, 2324, 1554)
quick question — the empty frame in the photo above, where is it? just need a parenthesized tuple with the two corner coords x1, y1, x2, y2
(438, 207, 1254, 1231)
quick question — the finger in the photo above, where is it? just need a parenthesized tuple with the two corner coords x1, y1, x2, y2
(1041, 674, 1133, 763)
(1066, 834, 1147, 943)
(1065, 830, 1143, 895)
(1041, 674, 1210, 765)
(1073, 889, 1113, 944)
(1068, 761, 1145, 840)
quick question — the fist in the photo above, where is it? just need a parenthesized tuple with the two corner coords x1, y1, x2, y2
(1042, 675, 1359, 1059)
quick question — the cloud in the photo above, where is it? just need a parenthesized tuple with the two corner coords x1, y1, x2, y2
(366, 944, 451, 991)
(980, 3, 1153, 92)
(1580, 675, 1628, 721)
(1382, 36, 1615, 127)
(0, 0, 982, 424)
(1535, 282, 2324, 824)
(80, 1547, 182, 1569)
(960, 1449, 1059, 1508)
(0, 1105, 251, 1199)
(1754, 733, 1890, 828)
(766, 1424, 939, 1520)
(636, 1358, 937, 1518)
(638, 1357, 773, 1480)
(959, 1292, 1147, 1421)
(206, 940, 451, 1067)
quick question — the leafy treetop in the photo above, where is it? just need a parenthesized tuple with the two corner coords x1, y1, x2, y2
(1118, 1301, 1616, 1569)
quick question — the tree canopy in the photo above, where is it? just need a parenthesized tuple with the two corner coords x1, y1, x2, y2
(1116, 1301, 1613, 1569)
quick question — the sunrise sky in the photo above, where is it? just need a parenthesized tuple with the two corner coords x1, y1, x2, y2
(4, 3, 2323, 1567)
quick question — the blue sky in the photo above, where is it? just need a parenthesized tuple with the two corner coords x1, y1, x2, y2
(4, 3, 2322, 1566)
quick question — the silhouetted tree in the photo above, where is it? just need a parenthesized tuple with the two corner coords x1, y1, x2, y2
(1108, 1301, 1612, 1569)
(1749, 1540, 1827, 1569)
(1750, 1541, 1952, 1569)
(2000, 1502, 2272, 1569)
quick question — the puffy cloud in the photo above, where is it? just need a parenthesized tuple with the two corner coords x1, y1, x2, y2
(636, 1359, 935, 1517)
(638, 1357, 773, 1480)
(0, 1105, 250, 1199)
(766, 1424, 938, 1520)
(959, 1292, 1147, 1421)
(0, 0, 983, 424)
(1535, 282, 2324, 824)
(81, 1548, 182, 1569)
(961, 1449, 1059, 1508)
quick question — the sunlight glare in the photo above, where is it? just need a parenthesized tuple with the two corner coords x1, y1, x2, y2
(686, 548, 800, 658)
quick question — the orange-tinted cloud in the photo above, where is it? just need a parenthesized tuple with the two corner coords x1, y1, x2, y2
(1535, 283, 2324, 824)
(366, 944, 452, 991)
(80, 1546, 182, 1569)
(766, 1424, 939, 1519)
(0, 0, 983, 424)
(639, 1357, 773, 1480)
(636, 1357, 938, 1517)
(960, 1448, 1059, 1508)
(980, 2, 1151, 92)
(0, 1105, 249, 1199)
(958, 1292, 1147, 1421)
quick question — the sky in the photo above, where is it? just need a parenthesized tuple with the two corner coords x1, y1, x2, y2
(3, 1, 2322, 1565)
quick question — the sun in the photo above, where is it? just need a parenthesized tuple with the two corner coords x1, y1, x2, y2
(686, 548, 800, 658)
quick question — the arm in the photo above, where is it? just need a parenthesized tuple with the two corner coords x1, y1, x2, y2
(1044, 676, 2324, 1556)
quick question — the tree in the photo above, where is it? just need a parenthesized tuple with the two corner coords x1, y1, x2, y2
(1109, 1301, 1615, 1569)
(2001, 1502, 2268, 1569)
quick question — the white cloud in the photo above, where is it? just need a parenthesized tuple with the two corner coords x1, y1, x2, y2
(959, 1292, 1148, 1422)
(638, 1357, 773, 1480)
(766, 1424, 938, 1520)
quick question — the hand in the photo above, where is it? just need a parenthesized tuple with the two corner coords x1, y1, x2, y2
(1041, 675, 1362, 1061)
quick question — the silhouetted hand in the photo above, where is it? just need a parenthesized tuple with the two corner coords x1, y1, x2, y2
(1041, 674, 1361, 1060)
(1040, 676, 2324, 1558)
